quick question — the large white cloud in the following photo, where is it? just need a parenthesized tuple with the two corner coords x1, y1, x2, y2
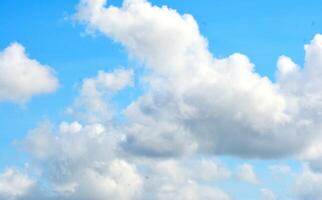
(20, 68, 231, 199)
(21, 120, 231, 200)
(75, 0, 314, 159)
(0, 43, 59, 103)
(76, 0, 287, 130)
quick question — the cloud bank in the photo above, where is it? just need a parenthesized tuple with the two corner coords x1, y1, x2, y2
(75, 0, 322, 162)
(3, 0, 322, 199)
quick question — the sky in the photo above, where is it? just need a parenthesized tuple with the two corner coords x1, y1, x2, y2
(1, 0, 322, 199)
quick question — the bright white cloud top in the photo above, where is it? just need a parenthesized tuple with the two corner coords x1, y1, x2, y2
(2, 0, 322, 199)
(0, 43, 59, 103)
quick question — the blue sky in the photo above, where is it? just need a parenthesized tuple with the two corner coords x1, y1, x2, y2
(1, 0, 322, 200)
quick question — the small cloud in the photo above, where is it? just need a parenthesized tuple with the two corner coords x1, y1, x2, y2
(0, 43, 59, 103)
(269, 164, 292, 175)
(236, 163, 259, 184)
(261, 188, 277, 200)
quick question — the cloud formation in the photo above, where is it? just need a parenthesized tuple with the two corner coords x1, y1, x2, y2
(20, 120, 231, 200)
(19, 66, 231, 199)
(0, 43, 58, 103)
(67, 68, 133, 123)
(261, 188, 277, 200)
(4, 0, 322, 199)
(236, 163, 259, 184)
(75, 0, 322, 161)
(23, 121, 142, 200)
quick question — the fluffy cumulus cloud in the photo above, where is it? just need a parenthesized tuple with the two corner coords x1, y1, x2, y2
(0, 43, 58, 103)
(22, 121, 142, 200)
(17, 67, 230, 199)
(67, 68, 133, 123)
(74, 0, 322, 160)
(19, 120, 231, 200)
(277, 34, 322, 170)
(0, 168, 34, 200)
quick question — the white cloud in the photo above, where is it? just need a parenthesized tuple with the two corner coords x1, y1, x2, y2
(73, 159, 143, 200)
(19, 61, 232, 199)
(0, 43, 58, 103)
(277, 55, 300, 77)
(261, 188, 277, 200)
(277, 34, 322, 169)
(269, 164, 292, 175)
(236, 163, 259, 184)
(141, 159, 231, 200)
(23, 121, 140, 200)
(67, 68, 133, 123)
(0, 168, 34, 200)
(59, 121, 83, 134)
(189, 159, 231, 181)
(75, 0, 314, 159)
(95, 69, 134, 91)
(75, 0, 322, 163)
(22, 120, 231, 200)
